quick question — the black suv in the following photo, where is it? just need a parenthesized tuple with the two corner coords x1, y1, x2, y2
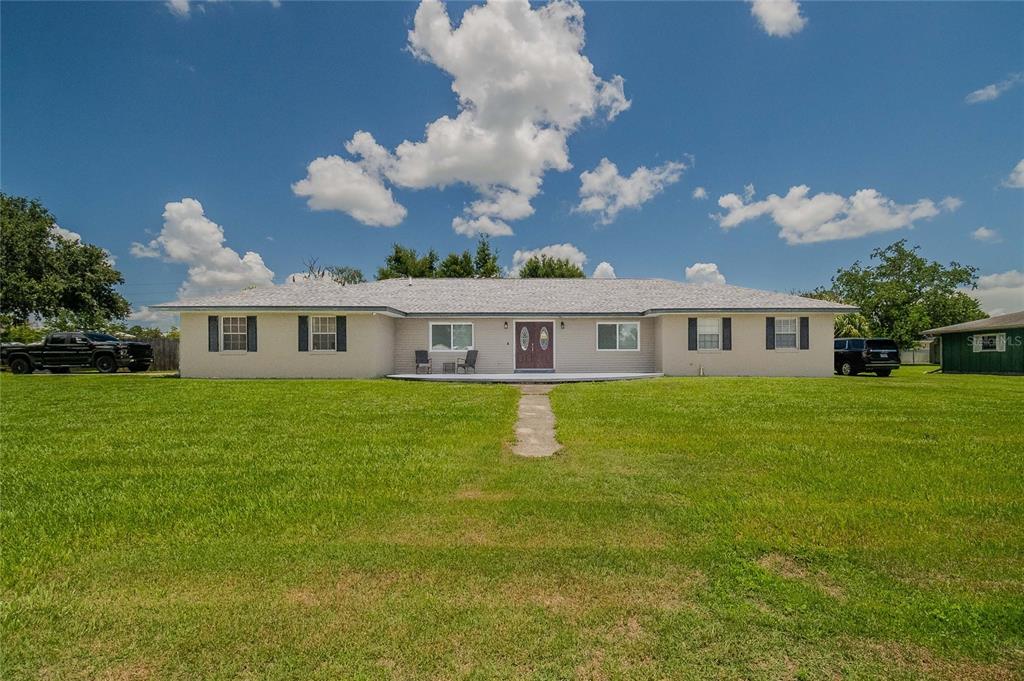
(834, 338, 900, 377)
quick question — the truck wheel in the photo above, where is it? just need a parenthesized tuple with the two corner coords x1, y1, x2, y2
(875, 369, 892, 377)
(840, 361, 858, 376)
(95, 355, 118, 373)
(9, 357, 32, 374)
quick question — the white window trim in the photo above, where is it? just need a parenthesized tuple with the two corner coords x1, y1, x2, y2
(973, 332, 1006, 353)
(774, 316, 799, 352)
(428, 322, 475, 352)
(309, 315, 337, 353)
(221, 316, 248, 354)
(696, 317, 722, 353)
(596, 321, 641, 352)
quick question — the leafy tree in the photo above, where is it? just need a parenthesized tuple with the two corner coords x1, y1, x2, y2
(326, 266, 365, 285)
(376, 244, 439, 280)
(473, 237, 501, 278)
(437, 251, 475, 278)
(517, 255, 585, 279)
(299, 259, 365, 285)
(828, 240, 985, 348)
(0, 193, 130, 327)
(800, 288, 874, 338)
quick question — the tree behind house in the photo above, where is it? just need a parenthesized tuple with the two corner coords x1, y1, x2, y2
(517, 255, 585, 278)
(825, 240, 985, 348)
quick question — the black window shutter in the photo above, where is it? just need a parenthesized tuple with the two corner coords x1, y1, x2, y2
(336, 316, 347, 352)
(246, 316, 257, 352)
(799, 316, 809, 350)
(208, 316, 219, 352)
(298, 316, 309, 352)
(722, 318, 732, 351)
(687, 318, 697, 351)
(765, 317, 776, 350)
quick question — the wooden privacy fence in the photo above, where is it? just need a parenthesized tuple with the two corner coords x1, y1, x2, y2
(148, 338, 180, 371)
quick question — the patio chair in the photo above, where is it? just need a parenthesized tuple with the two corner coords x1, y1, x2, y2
(457, 350, 478, 374)
(415, 350, 432, 374)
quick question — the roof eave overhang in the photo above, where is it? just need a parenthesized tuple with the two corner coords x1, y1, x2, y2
(152, 305, 857, 316)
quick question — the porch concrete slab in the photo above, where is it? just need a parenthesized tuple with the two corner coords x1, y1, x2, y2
(387, 372, 662, 384)
(513, 384, 560, 458)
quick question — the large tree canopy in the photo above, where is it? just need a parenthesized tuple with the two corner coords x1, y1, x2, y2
(0, 193, 130, 327)
(826, 240, 985, 348)
(517, 255, 585, 279)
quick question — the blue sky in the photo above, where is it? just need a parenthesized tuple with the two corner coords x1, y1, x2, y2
(2, 0, 1022, 323)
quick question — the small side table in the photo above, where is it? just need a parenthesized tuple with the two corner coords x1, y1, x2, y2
(442, 361, 457, 374)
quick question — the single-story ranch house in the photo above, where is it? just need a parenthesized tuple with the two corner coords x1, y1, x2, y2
(152, 278, 855, 379)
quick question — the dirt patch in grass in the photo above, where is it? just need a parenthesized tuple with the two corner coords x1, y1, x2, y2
(757, 553, 847, 601)
(453, 487, 514, 502)
(852, 638, 1020, 680)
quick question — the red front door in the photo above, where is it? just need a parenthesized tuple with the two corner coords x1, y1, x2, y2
(515, 321, 554, 370)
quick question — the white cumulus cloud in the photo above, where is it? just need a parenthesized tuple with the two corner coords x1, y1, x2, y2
(128, 306, 179, 331)
(685, 262, 726, 285)
(132, 198, 275, 299)
(50, 224, 82, 242)
(713, 184, 961, 245)
(968, 270, 1024, 316)
(1003, 159, 1024, 189)
(510, 242, 587, 277)
(576, 157, 686, 224)
(692, 186, 707, 200)
(971, 227, 1001, 243)
(965, 73, 1023, 104)
(295, 0, 630, 237)
(750, 0, 806, 37)
(166, 0, 190, 17)
(591, 261, 616, 279)
(292, 134, 407, 227)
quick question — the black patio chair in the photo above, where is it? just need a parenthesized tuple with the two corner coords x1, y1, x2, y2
(415, 350, 432, 374)
(457, 349, 478, 374)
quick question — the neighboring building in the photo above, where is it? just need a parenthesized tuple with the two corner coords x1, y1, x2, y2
(899, 339, 939, 365)
(151, 278, 855, 379)
(923, 311, 1024, 375)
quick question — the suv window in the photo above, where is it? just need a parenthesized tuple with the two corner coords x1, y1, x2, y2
(834, 340, 846, 350)
(71, 334, 90, 344)
(848, 339, 865, 350)
(866, 339, 898, 350)
(85, 332, 119, 342)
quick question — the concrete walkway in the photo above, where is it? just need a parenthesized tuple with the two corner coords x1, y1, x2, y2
(513, 385, 561, 457)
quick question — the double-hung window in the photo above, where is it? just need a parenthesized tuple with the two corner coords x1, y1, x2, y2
(597, 322, 639, 351)
(222, 316, 247, 351)
(775, 317, 798, 349)
(697, 318, 721, 350)
(311, 316, 336, 351)
(430, 323, 473, 351)
(973, 333, 1005, 353)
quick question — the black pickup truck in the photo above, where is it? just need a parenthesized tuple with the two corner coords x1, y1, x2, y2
(1, 332, 153, 374)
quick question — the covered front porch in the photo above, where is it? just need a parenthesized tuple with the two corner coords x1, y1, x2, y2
(386, 371, 663, 383)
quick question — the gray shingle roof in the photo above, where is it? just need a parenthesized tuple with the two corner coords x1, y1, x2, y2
(923, 310, 1024, 335)
(151, 278, 856, 316)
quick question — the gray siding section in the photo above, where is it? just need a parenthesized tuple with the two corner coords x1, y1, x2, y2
(394, 318, 515, 374)
(393, 317, 655, 374)
(553, 318, 656, 372)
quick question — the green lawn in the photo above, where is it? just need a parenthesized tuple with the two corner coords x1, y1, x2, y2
(2, 367, 1022, 679)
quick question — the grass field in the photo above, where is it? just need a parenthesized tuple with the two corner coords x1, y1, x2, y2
(2, 367, 1022, 679)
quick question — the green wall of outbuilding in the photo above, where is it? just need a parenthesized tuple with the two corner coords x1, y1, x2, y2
(940, 327, 1024, 375)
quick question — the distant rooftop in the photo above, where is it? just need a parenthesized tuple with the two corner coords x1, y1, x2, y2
(923, 310, 1024, 335)
(152, 278, 856, 316)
